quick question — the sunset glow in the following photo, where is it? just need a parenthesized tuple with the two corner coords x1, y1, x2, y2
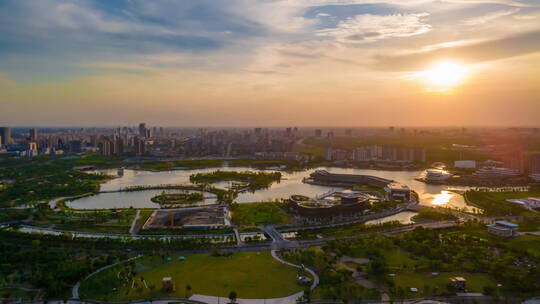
(420, 61, 470, 92)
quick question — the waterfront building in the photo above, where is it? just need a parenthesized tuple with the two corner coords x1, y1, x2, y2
(475, 167, 519, 178)
(454, 160, 476, 169)
(308, 170, 411, 201)
(423, 169, 453, 181)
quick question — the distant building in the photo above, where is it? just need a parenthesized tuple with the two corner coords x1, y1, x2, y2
(529, 153, 540, 174)
(487, 220, 518, 237)
(325, 143, 332, 161)
(138, 122, 147, 138)
(0, 127, 11, 145)
(314, 129, 322, 137)
(475, 167, 519, 178)
(29, 128, 39, 141)
(134, 137, 146, 156)
(454, 160, 476, 169)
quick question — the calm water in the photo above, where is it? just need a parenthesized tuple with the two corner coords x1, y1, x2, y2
(69, 166, 469, 210)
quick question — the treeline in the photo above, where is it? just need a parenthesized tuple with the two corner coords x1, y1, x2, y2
(0, 238, 127, 299)
(0, 162, 108, 204)
(189, 170, 281, 190)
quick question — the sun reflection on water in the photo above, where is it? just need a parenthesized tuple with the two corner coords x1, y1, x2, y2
(432, 190, 453, 205)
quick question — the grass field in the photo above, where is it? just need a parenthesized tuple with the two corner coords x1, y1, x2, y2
(80, 251, 307, 301)
(465, 191, 533, 216)
(392, 271, 496, 297)
(230, 202, 291, 227)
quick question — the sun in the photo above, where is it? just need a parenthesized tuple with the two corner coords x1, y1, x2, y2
(419, 61, 469, 92)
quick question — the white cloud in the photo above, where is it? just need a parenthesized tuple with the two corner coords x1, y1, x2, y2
(317, 13, 432, 43)
(462, 8, 520, 26)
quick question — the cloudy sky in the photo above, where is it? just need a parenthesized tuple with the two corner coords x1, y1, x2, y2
(0, 0, 539, 127)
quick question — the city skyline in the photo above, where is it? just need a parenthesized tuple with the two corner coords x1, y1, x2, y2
(1, 0, 540, 127)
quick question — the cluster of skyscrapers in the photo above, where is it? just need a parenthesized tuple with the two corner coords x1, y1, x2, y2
(326, 144, 426, 164)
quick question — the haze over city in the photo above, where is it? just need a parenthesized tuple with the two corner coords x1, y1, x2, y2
(1, 0, 539, 127)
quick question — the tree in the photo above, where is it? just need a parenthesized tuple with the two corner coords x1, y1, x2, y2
(303, 286, 312, 303)
(185, 284, 192, 298)
(228, 291, 237, 303)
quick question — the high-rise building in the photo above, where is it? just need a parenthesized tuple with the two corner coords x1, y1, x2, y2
(113, 137, 124, 156)
(0, 127, 11, 145)
(29, 128, 39, 141)
(325, 143, 333, 161)
(134, 137, 146, 156)
(99, 140, 113, 156)
(315, 129, 322, 137)
(527, 153, 540, 174)
(138, 123, 147, 138)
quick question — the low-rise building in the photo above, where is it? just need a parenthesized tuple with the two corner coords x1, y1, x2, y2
(454, 160, 476, 169)
(487, 220, 518, 237)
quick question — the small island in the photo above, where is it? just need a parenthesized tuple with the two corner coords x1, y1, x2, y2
(151, 191, 205, 205)
(189, 170, 282, 191)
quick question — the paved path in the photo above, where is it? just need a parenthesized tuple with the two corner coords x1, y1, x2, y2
(233, 227, 242, 246)
(72, 255, 142, 299)
(129, 210, 141, 235)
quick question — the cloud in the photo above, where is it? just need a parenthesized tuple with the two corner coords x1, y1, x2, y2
(374, 30, 540, 70)
(462, 8, 520, 25)
(316, 13, 431, 43)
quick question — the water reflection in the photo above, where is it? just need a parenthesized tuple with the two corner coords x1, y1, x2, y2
(365, 211, 417, 225)
(71, 167, 470, 210)
(432, 190, 454, 206)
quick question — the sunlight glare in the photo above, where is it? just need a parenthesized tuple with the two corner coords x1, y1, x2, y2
(420, 61, 469, 92)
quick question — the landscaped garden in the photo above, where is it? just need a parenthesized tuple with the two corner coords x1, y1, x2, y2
(79, 251, 308, 301)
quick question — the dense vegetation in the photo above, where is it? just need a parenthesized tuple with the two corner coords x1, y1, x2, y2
(189, 170, 282, 190)
(0, 238, 128, 299)
(138, 160, 224, 171)
(31, 208, 136, 234)
(0, 162, 109, 205)
(151, 192, 204, 205)
(412, 208, 457, 222)
(283, 224, 540, 300)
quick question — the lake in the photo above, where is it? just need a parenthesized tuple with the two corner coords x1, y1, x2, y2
(68, 166, 470, 210)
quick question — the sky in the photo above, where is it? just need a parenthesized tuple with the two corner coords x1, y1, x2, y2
(0, 0, 539, 127)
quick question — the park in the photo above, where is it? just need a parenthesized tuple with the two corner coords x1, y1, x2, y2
(79, 251, 310, 301)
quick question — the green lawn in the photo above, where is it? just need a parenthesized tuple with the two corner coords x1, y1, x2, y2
(383, 249, 415, 270)
(465, 191, 532, 216)
(392, 271, 496, 297)
(231, 202, 291, 227)
(80, 251, 307, 301)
